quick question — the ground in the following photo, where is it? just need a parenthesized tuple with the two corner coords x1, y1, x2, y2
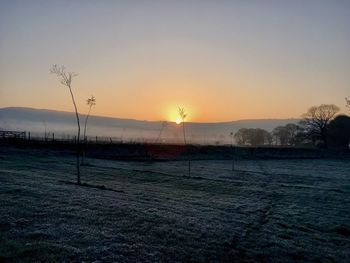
(0, 146, 349, 262)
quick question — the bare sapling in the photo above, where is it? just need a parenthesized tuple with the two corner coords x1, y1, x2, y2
(156, 121, 168, 143)
(81, 95, 96, 164)
(50, 64, 81, 185)
(178, 107, 190, 176)
(179, 108, 187, 144)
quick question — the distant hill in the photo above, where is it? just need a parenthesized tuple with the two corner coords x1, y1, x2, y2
(0, 107, 299, 144)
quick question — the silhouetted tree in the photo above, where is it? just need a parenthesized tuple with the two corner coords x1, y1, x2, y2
(234, 128, 272, 146)
(328, 115, 350, 148)
(272, 123, 299, 146)
(178, 107, 190, 176)
(83, 95, 96, 142)
(81, 95, 96, 164)
(179, 107, 187, 144)
(50, 64, 81, 184)
(251, 128, 272, 146)
(299, 104, 340, 148)
(234, 128, 249, 145)
(346, 98, 350, 112)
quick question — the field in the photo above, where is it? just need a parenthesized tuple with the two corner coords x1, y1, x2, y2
(0, 146, 349, 262)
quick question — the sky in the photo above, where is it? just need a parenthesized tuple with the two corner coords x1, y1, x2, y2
(0, 0, 349, 122)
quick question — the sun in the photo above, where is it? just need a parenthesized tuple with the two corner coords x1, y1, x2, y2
(165, 105, 191, 124)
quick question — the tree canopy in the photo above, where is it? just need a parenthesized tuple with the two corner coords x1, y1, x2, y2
(299, 104, 340, 148)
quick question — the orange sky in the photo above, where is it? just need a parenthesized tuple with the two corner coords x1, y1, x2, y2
(1, 1, 349, 122)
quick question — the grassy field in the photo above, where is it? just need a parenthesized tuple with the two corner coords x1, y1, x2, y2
(0, 146, 349, 262)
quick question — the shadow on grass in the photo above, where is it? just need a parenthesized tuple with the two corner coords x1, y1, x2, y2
(58, 180, 124, 193)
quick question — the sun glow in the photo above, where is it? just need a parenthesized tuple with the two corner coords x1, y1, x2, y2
(165, 104, 193, 124)
(167, 110, 184, 124)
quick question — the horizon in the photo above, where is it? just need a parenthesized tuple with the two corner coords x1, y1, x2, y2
(1, 1, 349, 122)
(0, 106, 301, 144)
(0, 106, 302, 124)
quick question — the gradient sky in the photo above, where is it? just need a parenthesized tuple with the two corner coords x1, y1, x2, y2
(1, 0, 349, 122)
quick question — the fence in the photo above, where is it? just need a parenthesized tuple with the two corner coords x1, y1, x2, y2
(0, 130, 26, 139)
(0, 130, 126, 145)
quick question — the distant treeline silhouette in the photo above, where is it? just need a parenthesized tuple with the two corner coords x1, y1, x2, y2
(233, 104, 350, 149)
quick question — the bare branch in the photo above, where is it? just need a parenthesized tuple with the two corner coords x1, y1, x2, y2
(50, 64, 77, 88)
(50, 64, 81, 184)
(87, 95, 96, 106)
(178, 107, 187, 121)
(300, 104, 340, 148)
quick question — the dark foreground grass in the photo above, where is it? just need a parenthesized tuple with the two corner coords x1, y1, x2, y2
(0, 146, 349, 262)
(0, 239, 78, 263)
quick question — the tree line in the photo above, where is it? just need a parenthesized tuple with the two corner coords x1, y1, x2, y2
(234, 103, 350, 149)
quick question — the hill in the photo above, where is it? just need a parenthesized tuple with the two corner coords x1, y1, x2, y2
(0, 107, 299, 144)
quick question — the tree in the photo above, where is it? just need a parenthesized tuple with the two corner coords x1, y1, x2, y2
(272, 123, 299, 146)
(328, 115, 350, 148)
(178, 107, 190, 176)
(346, 98, 350, 112)
(272, 126, 288, 145)
(81, 95, 96, 164)
(178, 107, 187, 144)
(83, 95, 96, 142)
(234, 128, 271, 146)
(234, 128, 249, 145)
(285, 123, 299, 145)
(50, 64, 81, 184)
(300, 104, 340, 148)
(250, 128, 272, 146)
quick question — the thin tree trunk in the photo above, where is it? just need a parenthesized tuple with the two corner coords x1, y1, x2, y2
(83, 106, 92, 142)
(81, 106, 92, 164)
(68, 86, 81, 185)
(182, 122, 190, 176)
